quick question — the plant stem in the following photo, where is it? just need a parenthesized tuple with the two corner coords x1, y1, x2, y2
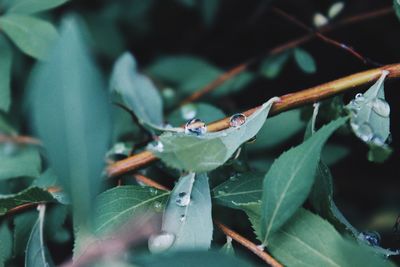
(108, 64, 400, 177)
(179, 6, 393, 105)
(0, 134, 41, 145)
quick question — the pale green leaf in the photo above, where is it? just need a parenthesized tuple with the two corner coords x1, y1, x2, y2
(394, 0, 400, 21)
(0, 146, 41, 180)
(0, 36, 12, 112)
(0, 15, 58, 59)
(7, 0, 68, 14)
(260, 52, 290, 79)
(167, 103, 225, 127)
(94, 186, 169, 234)
(152, 98, 278, 172)
(294, 48, 316, 74)
(261, 117, 348, 243)
(111, 52, 164, 129)
(25, 205, 54, 267)
(212, 172, 263, 208)
(30, 16, 111, 227)
(269, 209, 394, 267)
(0, 187, 55, 216)
(13, 211, 37, 256)
(348, 71, 390, 144)
(162, 173, 213, 250)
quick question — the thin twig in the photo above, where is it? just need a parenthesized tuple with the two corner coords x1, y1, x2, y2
(108, 63, 400, 177)
(179, 6, 393, 104)
(0, 134, 41, 145)
(216, 221, 283, 267)
(271, 7, 381, 66)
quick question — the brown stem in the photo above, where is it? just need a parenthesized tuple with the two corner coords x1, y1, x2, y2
(179, 6, 393, 104)
(108, 63, 400, 177)
(216, 221, 283, 267)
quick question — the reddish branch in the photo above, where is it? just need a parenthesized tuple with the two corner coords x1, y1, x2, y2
(180, 6, 393, 104)
(108, 63, 400, 177)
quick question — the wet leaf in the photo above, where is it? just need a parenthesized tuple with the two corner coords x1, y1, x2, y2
(260, 52, 290, 79)
(7, 0, 68, 14)
(294, 48, 316, 74)
(0, 146, 41, 180)
(0, 36, 12, 112)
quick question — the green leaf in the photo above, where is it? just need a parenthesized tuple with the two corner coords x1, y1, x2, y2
(347, 71, 390, 143)
(260, 52, 290, 79)
(294, 48, 316, 74)
(261, 117, 347, 243)
(7, 0, 68, 14)
(0, 15, 58, 59)
(200, 0, 220, 27)
(0, 222, 12, 267)
(151, 98, 278, 172)
(25, 205, 54, 267)
(94, 186, 169, 235)
(0, 146, 41, 180)
(167, 103, 225, 126)
(221, 237, 235, 255)
(367, 143, 393, 163)
(13, 211, 37, 257)
(161, 173, 213, 250)
(0, 187, 55, 216)
(321, 144, 350, 165)
(0, 36, 12, 112)
(248, 109, 306, 151)
(212, 172, 263, 208)
(394, 0, 400, 21)
(29, 16, 111, 228)
(134, 250, 254, 267)
(269, 209, 394, 267)
(147, 55, 254, 98)
(111, 52, 164, 129)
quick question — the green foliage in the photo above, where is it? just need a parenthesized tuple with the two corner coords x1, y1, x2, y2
(268, 209, 394, 267)
(394, 0, 400, 21)
(0, 15, 58, 59)
(161, 173, 213, 250)
(260, 52, 290, 79)
(220, 238, 235, 255)
(94, 185, 169, 234)
(294, 48, 317, 74)
(167, 103, 225, 126)
(111, 52, 164, 129)
(0, 222, 12, 267)
(0, 187, 55, 215)
(6, 0, 68, 14)
(261, 117, 347, 243)
(0, 36, 12, 112)
(0, 146, 41, 180)
(29, 17, 111, 229)
(151, 98, 278, 172)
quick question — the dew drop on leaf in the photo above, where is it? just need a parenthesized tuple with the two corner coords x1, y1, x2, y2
(180, 214, 186, 222)
(175, 192, 191, 207)
(153, 201, 163, 212)
(149, 187, 159, 196)
(181, 104, 197, 120)
(148, 232, 175, 253)
(184, 118, 207, 135)
(371, 98, 390, 117)
(359, 231, 381, 247)
(229, 113, 247, 128)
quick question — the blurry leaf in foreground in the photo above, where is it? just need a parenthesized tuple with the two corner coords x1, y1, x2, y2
(261, 117, 347, 244)
(0, 222, 12, 267)
(7, 0, 69, 14)
(30, 16, 111, 228)
(394, 0, 400, 21)
(111, 52, 164, 130)
(294, 48, 316, 74)
(0, 36, 12, 112)
(0, 145, 41, 180)
(0, 15, 58, 59)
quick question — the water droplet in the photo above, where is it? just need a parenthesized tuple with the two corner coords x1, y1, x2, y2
(357, 123, 373, 142)
(184, 119, 207, 135)
(148, 232, 175, 253)
(149, 188, 158, 196)
(229, 113, 247, 128)
(370, 135, 385, 146)
(176, 192, 191, 207)
(154, 141, 164, 152)
(371, 98, 390, 117)
(355, 93, 363, 99)
(257, 244, 265, 251)
(229, 176, 238, 182)
(181, 104, 197, 120)
(180, 214, 186, 222)
(313, 13, 328, 28)
(162, 87, 175, 99)
(217, 191, 227, 196)
(153, 201, 163, 212)
(359, 231, 380, 246)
